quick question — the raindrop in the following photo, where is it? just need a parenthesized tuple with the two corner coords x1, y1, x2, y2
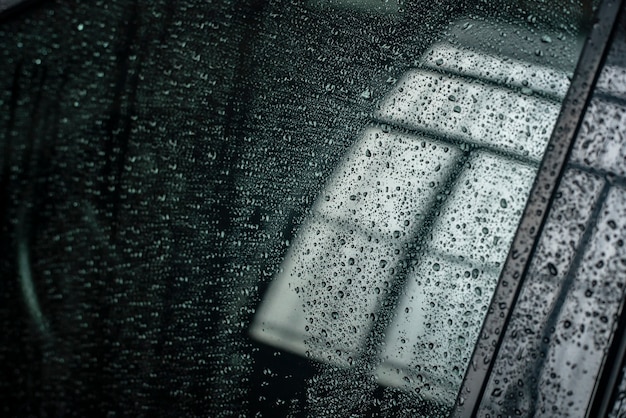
(541, 35, 553, 43)
(547, 262, 558, 276)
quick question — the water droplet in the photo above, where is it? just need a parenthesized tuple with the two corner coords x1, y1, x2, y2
(541, 35, 552, 43)
(548, 262, 558, 276)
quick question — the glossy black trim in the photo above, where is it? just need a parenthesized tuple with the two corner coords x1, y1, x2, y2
(452, 0, 625, 416)
(593, 307, 626, 417)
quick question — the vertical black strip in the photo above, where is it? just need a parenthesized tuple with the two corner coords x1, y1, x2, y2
(452, 0, 625, 416)
(591, 297, 626, 417)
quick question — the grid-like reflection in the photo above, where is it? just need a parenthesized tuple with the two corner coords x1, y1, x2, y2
(251, 15, 574, 408)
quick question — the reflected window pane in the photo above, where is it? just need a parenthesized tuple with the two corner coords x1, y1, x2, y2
(250, 4, 589, 413)
(0, 0, 597, 416)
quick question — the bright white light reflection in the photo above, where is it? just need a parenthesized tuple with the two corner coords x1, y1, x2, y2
(251, 36, 568, 405)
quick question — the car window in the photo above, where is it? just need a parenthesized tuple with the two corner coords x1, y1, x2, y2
(0, 0, 599, 416)
(248, 2, 590, 415)
(479, 10, 626, 416)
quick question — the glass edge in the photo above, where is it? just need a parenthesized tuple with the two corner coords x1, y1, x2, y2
(451, 0, 626, 416)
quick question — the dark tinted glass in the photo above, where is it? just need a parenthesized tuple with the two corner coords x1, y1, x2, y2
(0, 0, 596, 415)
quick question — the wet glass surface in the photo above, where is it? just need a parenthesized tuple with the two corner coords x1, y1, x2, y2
(481, 9, 626, 417)
(0, 0, 596, 416)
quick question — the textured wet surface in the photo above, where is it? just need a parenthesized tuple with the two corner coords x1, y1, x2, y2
(480, 12, 626, 417)
(0, 0, 603, 416)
